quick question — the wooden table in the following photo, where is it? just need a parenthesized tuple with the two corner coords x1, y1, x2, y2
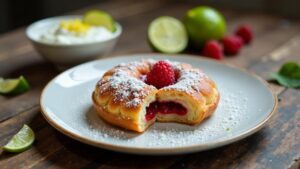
(0, 0, 299, 168)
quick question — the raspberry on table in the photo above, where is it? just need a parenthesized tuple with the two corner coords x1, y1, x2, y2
(222, 35, 243, 55)
(202, 40, 224, 60)
(145, 60, 176, 89)
(235, 25, 253, 44)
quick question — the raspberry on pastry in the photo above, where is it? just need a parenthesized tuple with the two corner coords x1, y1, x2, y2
(92, 60, 220, 132)
(145, 60, 176, 89)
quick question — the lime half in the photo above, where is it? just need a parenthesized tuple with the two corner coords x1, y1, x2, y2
(0, 76, 30, 94)
(83, 10, 116, 32)
(3, 124, 35, 153)
(148, 16, 188, 54)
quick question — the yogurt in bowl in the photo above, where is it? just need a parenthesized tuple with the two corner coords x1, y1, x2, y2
(39, 19, 115, 45)
(26, 15, 122, 69)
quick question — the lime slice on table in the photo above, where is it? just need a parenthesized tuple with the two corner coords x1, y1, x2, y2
(0, 76, 30, 95)
(3, 124, 35, 153)
(83, 10, 116, 32)
(148, 16, 188, 54)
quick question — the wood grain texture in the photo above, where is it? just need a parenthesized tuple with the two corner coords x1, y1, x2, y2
(168, 88, 300, 169)
(0, 0, 299, 168)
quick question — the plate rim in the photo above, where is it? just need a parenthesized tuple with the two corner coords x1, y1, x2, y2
(40, 53, 278, 155)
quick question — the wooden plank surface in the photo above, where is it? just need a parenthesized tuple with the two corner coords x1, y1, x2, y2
(0, 0, 299, 168)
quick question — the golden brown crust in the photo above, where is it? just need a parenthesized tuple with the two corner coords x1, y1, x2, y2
(94, 61, 157, 121)
(204, 91, 220, 119)
(94, 82, 157, 120)
(92, 60, 220, 132)
(92, 92, 151, 133)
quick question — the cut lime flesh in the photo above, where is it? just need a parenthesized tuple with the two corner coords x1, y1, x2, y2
(148, 16, 188, 53)
(0, 76, 30, 94)
(83, 10, 116, 32)
(3, 124, 35, 153)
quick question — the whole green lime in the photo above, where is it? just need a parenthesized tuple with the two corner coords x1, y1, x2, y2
(183, 6, 226, 48)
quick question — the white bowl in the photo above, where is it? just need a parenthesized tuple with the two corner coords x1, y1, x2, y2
(26, 15, 122, 69)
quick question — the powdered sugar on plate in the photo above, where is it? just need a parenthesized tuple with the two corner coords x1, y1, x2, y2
(41, 55, 275, 154)
(76, 82, 249, 148)
(71, 60, 249, 147)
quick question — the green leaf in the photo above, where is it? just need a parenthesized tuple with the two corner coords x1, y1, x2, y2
(278, 62, 300, 78)
(271, 62, 300, 88)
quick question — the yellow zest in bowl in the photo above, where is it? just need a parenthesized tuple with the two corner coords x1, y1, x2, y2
(60, 19, 91, 35)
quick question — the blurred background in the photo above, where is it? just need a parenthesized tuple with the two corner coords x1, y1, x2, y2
(0, 0, 100, 34)
(0, 0, 299, 34)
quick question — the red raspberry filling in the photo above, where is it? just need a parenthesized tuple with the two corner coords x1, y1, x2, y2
(145, 101, 187, 121)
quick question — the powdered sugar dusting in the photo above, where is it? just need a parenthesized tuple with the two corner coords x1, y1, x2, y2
(80, 87, 249, 148)
(165, 61, 207, 94)
(99, 69, 147, 108)
(98, 59, 210, 108)
(87, 60, 244, 147)
(126, 98, 141, 107)
(86, 58, 249, 147)
(169, 70, 204, 92)
(43, 55, 275, 153)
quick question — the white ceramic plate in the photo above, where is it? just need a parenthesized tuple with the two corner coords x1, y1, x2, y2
(40, 54, 277, 155)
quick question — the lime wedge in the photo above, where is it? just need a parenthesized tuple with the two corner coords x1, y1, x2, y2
(148, 16, 188, 53)
(3, 124, 35, 153)
(0, 76, 30, 94)
(83, 10, 116, 32)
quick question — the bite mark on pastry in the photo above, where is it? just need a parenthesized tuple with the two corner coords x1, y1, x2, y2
(92, 59, 220, 132)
